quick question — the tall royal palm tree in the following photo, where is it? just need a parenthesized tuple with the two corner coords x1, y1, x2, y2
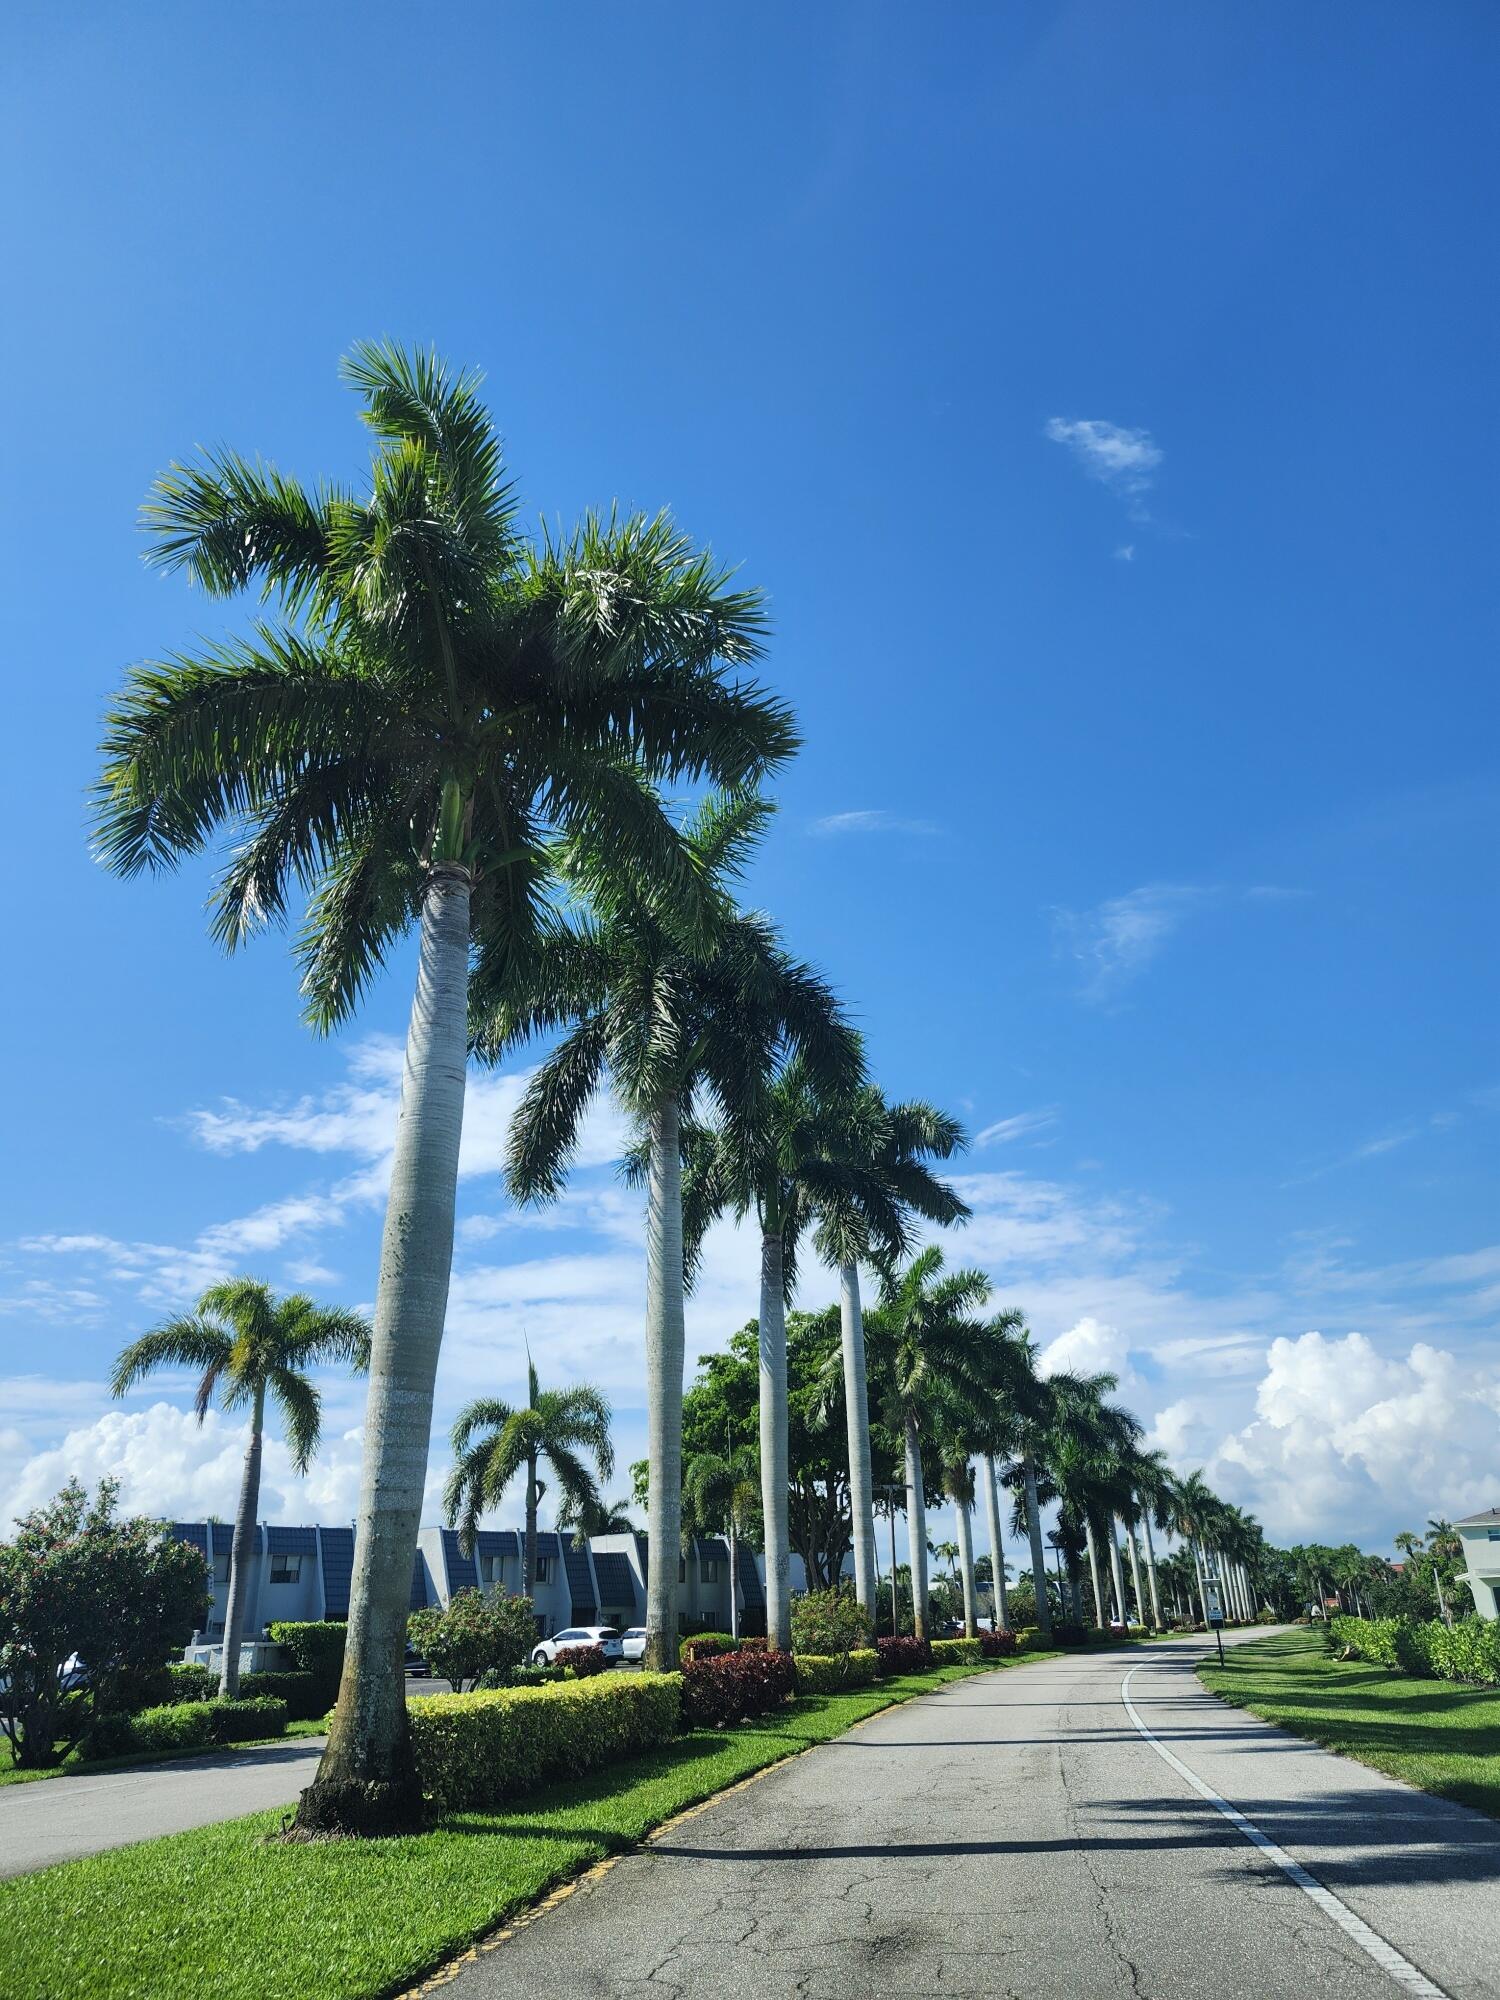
(481, 794, 849, 1666)
(682, 1444, 761, 1642)
(862, 1249, 992, 1642)
(808, 1090, 969, 1621)
(443, 1359, 614, 1594)
(1168, 1470, 1224, 1625)
(95, 345, 793, 1832)
(109, 1279, 370, 1697)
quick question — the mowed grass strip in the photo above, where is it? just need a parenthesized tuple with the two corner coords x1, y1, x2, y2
(0, 1656, 1053, 2000)
(1199, 1625, 1500, 1818)
(0, 1718, 328, 1788)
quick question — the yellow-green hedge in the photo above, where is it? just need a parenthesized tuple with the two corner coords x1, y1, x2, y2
(408, 1671, 680, 1810)
(792, 1649, 879, 1694)
(929, 1638, 983, 1665)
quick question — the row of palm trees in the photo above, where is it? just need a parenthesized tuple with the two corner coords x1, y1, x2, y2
(93, 342, 1265, 1836)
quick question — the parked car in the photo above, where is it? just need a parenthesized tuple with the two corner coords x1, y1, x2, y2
(620, 1628, 647, 1662)
(530, 1626, 624, 1667)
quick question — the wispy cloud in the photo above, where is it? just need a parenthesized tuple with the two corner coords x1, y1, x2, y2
(1046, 417, 1162, 524)
(974, 1107, 1059, 1149)
(1054, 883, 1205, 1001)
(808, 809, 941, 838)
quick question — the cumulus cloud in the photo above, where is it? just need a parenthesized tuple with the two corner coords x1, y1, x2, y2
(1035, 1315, 1137, 1389)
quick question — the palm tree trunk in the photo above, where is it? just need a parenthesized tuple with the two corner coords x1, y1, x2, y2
(644, 1094, 686, 1670)
(758, 1225, 792, 1651)
(981, 1455, 1010, 1630)
(1023, 1458, 1052, 1638)
(296, 862, 471, 1837)
(1107, 1522, 1129, 1628)
(1124, 1517, 1145, 1630)
(903, 1412, 930, 1642)
(728, 1523, 740, 1643)
(954, 1488, 979, 1639)
(837, 1260, 879, 1620)
(1140, 1508, 1164, 1629)
(524, 1460, 538, 1599)
(219, 1383, 265, 1699)
(1194, 1541, 1214, 1623)
(1084, 1516, 1107, 1627)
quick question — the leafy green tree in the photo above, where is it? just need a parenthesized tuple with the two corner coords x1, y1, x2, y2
(0, 1480, 209, 1767)
(790, 1583, 872, 1663)
(443, 1359, 614, 1594)
(407, 1588, 538, 1693)
(95, 343, 793, 1833)
(478, 793, 840, 1668)
(109, 1279, 369, 1696)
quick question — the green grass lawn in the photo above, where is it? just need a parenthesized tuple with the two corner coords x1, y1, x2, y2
(1200, 1626, 1500, 1818)
(0, 1654, 1053, 2000)
(0, 1717, 328, 1787)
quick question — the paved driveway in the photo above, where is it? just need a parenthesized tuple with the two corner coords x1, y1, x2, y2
(441, 1635, 1500, 2000)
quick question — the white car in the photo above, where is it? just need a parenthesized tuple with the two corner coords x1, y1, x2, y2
(620, 1627, 647, 1662)
(530, 1625, 624, 1667)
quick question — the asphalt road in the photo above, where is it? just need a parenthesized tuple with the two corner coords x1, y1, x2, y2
(443, 1635, 1500, 2000)
(0, 1736, 326, 1877)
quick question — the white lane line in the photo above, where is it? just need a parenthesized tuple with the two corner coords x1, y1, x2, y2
(1120, 1663, 1451, 2000)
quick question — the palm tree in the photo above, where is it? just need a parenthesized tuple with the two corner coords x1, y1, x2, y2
(863, 1249, 992, 1642)
(109, 1279, 370, 1697)
(443, 1359, 614, 1594)
(96, 345, 794, 1833)
(1169, 1470, 1225, 1624)
(483, 794, 850, 1667)
(682, 1445, 760, 1642)
(558, 1493, 637, 1540)
(1427, 1518, 1460, 1623)
(1128, 1447, 1174, 1630)
(806, 1091, 970, 1621)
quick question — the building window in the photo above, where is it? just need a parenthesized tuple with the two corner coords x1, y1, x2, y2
(1487, 1530, 1500, 1543)
(535, 1555, 550, 1583)
(481, 1553, 505, 1587)
(701, 1559, 719, 1584)
(270, 1553, 303, 1585)
(213, 1553, 231, 1584)
(679, 1558, 687, 1584)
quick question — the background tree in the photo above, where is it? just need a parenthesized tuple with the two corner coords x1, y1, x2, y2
(443, 1359, 614, 1594)
(682, 1443, 760, 1641)
(109, 1279, 369, 1696)
(97, 343, 791, 1834)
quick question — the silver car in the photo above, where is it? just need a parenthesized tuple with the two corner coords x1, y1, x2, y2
(529, 1625, 624, 1666)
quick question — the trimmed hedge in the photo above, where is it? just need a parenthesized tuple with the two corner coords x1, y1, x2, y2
(679, 1648, 796, 1727)
(408, 1672, 680, 1809)
(267, 1621, 345, 1688)
(239, 1669, 327, 1721)
(929, 1638, 983, 1666)
(792, 1650, 878, 1694)
(1332, 1614, 1500, 1686)
(876, 1635, 931, 1675)
(680, 1635, 738, 1662)
(163, 1662, 217, 1704)
(83, 1696, 288, 1760)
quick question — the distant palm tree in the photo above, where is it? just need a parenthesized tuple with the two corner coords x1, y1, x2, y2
(682, 1444, 761, 1641)
(1427, 1518, 1460, 1623)
(444, 1359, 614, 1594)
(97, 343, 792, 1835)
(558, 1494, 637, 1541)
(110, 1279, 370, 1697)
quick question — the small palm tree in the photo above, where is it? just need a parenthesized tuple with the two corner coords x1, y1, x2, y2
(110, 1279, 370, 1697)
(682, 1445, 761, 1641)
(97, 344, 793, 1834)
(444, 1359, 614, 1595)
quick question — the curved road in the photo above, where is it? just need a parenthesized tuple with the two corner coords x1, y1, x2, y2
(440, 1636, 1500, 2000)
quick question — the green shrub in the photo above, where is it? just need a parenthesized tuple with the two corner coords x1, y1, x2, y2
(239, 1669, 326, 1720)
(792, 1649, 878, 1694)
(790, 1585, 871, 1661)
(267, 1620, 346, 1689)
(208, 1696, 287, 1743)
(929, 1638, 982, 1665)
(163, 1661, 217, 1704)
(408, 1672, 681, 1809)
(680, 1633, 737, 1658)
(1330, 1613, 1500, 1687)
(408, 1588, 538, 1694)
(116, 1702, 216, 1755)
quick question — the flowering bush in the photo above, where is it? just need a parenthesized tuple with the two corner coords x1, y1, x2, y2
(875, 1635, 931, 1675)
(679, 1647, 796, 1727)
(555, 1643, 607, 1678)
(979, 1628, 1019, 1659)
(790, 1585, 871, 1661)
(408, 1588, 538, 1693)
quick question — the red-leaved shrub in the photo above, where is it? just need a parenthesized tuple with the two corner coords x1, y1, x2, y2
(554, 1644, 607, 1678)
(680, 1647, 795, 1727)
(980, 1629, 1019, 1659)
(876, 1635, 932, 1675)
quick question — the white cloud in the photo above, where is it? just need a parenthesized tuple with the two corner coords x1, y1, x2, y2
(1053, 884, 1207, 1000)
(974, 1107, 1058, 1149)
(1035, 1315, 1136, 1390)
(808, 810, 941, 838)
(1045, 418, 1162, 515)
(1114, 544, 1135, 562)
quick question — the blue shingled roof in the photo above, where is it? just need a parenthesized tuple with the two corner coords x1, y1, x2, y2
(739, 1557, 764, 1608)
(563, 1537, 595, 1619)
(319, 1527, 354, 1615)
(266, 1525, 316, 1555)
(591, 1551, 638, 1611)
(699, 1536, 730, 1564)
(172, 1522, 209, 1556)
(439, 1528, 479, 1595)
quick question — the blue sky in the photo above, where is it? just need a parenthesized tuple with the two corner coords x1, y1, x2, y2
(1, 3, 1495, 1556)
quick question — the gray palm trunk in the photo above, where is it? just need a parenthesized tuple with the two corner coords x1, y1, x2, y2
(838, 1260, 878, 1618)
(758, 1228, 792, 1651)
(644, 1095, 685, 1668)
(981, 1455, 1010, 1630)
(1193, 1540, 1214, 1623)
(1084, 1516, 1108, 1627)
(297, 864, 471, 1834)
(523, 1465, 539, 1597)
(728, 1523, 740, 1643)
(954, 1486, 979, 1638)
(1107, 1522, 1129, 1627)
(903, 1413, 930, 1641)
(218, 1382, 266, 1699)
(1124, 1516, 1145, 1630)
(1140, 1507, 1164, 1629)
(1023, 1458, 1052, 1637)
